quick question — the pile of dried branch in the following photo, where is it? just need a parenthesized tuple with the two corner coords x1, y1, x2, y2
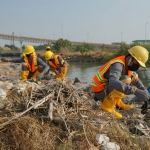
(1, 80, 95, 128)
(0, 80, 105, 149)
(1, 79, 150, 149)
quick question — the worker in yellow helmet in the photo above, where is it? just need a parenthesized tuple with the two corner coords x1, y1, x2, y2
(1, 45, 50, 81)
(45, 51, 68, 81)
(46, 46, 52, 51)
(92, 46, 149, 118)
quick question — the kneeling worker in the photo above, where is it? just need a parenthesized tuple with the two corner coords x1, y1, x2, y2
(1, 45, 49, 81)
(92, 46, 149, 118)
(45, 51, 68, 81)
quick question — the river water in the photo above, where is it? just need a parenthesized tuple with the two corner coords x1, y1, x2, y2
(67, 62, 150, 88)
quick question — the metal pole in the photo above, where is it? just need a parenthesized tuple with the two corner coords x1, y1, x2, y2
(61, 25, 63, 38)
(12, 32, 14, 46)
(145, 23, 148, 44)
(121, 32, 122, 43)
(20, 34, 22, 51)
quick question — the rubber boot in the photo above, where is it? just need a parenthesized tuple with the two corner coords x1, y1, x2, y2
(101, 96, 122, 118)
(116, 99, 133, 109)
(32, 70, 41, 81)
(22, 70, 29, 81)
(56, 66, 67, 81)
(114, 90, 133, 110)
(56, 73, 63, 81)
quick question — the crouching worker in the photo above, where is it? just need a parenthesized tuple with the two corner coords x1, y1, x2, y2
(1, 45, 49, 81)
(45, 51, 68, 81)
(92, 46, 149, 118)
(46, 46, 52, 52)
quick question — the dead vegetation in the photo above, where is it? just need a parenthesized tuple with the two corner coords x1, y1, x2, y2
(0, 80, 99, 149)
(0, 77, 150, 149)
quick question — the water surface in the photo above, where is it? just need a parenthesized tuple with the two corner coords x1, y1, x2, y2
(67, 62, 150, 88)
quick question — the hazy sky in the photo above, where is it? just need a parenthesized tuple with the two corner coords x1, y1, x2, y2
(0, 0, 150, 47)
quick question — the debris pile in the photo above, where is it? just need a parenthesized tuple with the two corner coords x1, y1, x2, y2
(0, 62, 150, 149)
(0, 79, 95, 128)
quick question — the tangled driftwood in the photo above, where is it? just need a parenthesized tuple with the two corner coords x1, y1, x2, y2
(0, 79, 103, 134)
(0, 79, 107, 149)
(1, 77, 150, 150)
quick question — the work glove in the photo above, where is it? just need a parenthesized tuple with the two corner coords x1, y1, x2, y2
(28, 78, 36, 82)
(36, 73, 43, 81)
(1, 58, 9, 62)
(94, 96, 99, 101)
(141, 101, 148, 114)
(134, 88, 149, 114)
(27, 78, 39, 84)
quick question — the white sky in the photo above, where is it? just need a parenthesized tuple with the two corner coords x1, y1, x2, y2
(0, 0, 150, 47)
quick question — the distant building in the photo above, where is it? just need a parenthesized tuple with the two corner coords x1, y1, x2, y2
(132, 40, 150, 45)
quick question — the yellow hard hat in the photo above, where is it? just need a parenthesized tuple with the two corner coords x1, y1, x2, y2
(128, 46, 149, 68)
(45, 51, 54, 60)
(46, 46, 51, 50)
(23, 45, 35, 55)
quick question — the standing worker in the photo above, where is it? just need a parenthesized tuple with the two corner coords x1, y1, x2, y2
(92, 46, 149, 118)
(45, 51, 68, 81)
(1, 45, 49, 81)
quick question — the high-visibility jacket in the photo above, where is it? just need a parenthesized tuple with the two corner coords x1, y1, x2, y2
(92, 56, 133, 92)
(49, 55, 65, 69)
(24, 52, 38, 72)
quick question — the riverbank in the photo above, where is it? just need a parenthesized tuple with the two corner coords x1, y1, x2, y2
(39, 49, 116, 63)
(0, 63, 150, 149)
(0, 49, 115, 63)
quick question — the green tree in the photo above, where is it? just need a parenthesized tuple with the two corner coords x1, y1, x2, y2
(4, 44, 19, 51)
(0, 47, 3, 51)
(76, 44, 87, 55)
(53, 38, 72, 52)
(34, 44, 46, 51)
(114, 42, 130, 56)
(76, 43, 95, 55)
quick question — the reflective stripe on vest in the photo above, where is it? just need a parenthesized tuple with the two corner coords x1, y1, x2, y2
(92, 56, 132, 92)
(25, 52, 38, 72)
(49, 55, 64, 68)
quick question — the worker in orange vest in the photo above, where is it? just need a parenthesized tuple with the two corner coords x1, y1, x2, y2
(92, 46, 149, 118)
(1, 45, 49, 81)
(45, 51, 68, 81)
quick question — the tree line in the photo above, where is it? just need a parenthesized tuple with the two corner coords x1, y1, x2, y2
(1, 39, 150, 62)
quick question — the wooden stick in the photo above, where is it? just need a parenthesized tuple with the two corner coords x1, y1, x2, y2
(0, 92, 54, 129)
(48, 101, 53, 120)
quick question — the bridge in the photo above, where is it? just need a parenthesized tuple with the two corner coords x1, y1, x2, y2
(0, 33, 120, 49)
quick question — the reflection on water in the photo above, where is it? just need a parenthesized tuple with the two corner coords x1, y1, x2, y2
(67, 62, 150, 87)
(137, 68, 150, 87)
(67, 62, 101, 84)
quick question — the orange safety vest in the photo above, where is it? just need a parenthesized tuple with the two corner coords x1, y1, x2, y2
(49, 55, 65, 69)
(24, 52, 38, 72)
(92, 56, 133, 92)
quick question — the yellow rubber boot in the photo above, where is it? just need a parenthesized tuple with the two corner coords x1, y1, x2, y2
(56, 66, 67, 81)
(101, 96, 122, 118)
(116, 99, 133, 109)
(22, 70, 29, 81)
(32, 70, 40, 81)
(56, 74, 62, 81)
(113, 90, 133, 110)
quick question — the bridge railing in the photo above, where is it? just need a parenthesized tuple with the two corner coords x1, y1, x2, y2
(0, 33, 120, 49)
